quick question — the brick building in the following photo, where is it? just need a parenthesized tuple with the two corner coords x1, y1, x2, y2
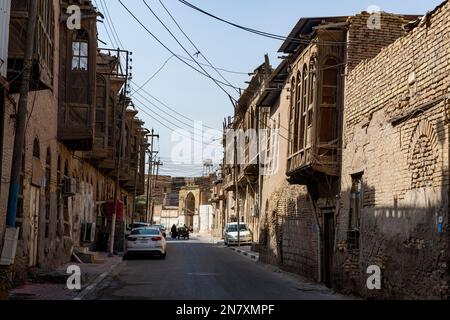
(0, 0, 148, 276)
(218, 11, 419, 289)
(335, 1, 450, 299)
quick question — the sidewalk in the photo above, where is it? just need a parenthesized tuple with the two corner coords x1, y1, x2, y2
(229, 245, 259, 261)
(6, 253, 122, 300)
(195, 233, 260, 261)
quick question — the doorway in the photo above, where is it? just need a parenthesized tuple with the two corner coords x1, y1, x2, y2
(29, 186, 41, 266)
(185, 192, 195, 228)
(323, 210, 335, 288)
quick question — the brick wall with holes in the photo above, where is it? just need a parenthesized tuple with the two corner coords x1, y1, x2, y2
(336, 1, 450, 299)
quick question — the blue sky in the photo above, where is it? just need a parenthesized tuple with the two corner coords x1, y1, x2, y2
(95, 0, 443, 177)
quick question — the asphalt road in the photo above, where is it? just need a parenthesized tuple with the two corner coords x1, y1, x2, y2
(86, 235, 347, 300)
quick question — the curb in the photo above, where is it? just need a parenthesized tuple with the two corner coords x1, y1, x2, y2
(229, 247, 259, 262)
(73, 258, 122, 301)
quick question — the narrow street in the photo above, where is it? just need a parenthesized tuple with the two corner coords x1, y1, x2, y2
(85, 235, 345, 300)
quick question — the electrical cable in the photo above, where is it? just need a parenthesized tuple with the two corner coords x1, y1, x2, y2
(157, 0, 240, 95)
(141, 0, 239, 99)
(117, 0, 243, 93)
(177, 0, 347, 46)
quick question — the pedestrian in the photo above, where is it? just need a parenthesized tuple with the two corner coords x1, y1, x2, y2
(171, 224, 178, 239)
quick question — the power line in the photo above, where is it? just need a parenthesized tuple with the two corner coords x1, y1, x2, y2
(141, 0, 238, 99)
(117, 0, 243, 93)
(177, 0, 347, 46)
(130, 79, 221, 131)
(157, 0, 240, 95)
(132, 55, 175, 96)
(133, 96, 221, 145)
(100, 0, 125, 49)
(97, 2, 225, 135)
(133, 89, 207, 131)
(94, 0, 116, 47)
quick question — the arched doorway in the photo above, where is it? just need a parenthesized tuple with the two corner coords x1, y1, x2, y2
(185, 192, 195, 228)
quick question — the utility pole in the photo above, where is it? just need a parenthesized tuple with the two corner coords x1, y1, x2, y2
(145, 149, 152, 223)
(5, 0, 38, 229)
(131, 141, 141, 229)
(145, 129, 159, 223)
(2, 0, 38, 266)
(234, 136, 240, 247)
(149, 159, 162, 224)
(109, 90, 127, 255)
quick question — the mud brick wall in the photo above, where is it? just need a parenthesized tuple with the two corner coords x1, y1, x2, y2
(346, 12, 412, 73)
(259, 183, 320, 282)
(336, 1, 450, 299)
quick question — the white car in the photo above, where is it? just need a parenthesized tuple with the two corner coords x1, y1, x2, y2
(125, 227, 167, 259)
(224, 223, 253, 246)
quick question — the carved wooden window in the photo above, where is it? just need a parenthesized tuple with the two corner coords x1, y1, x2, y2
(320, 58, 339, 144)
(300, 64, 308, 149)
(45, 147, 51, 238)
(308, 59, 316, 127)
(72, 30, 89, 71)
(288, 77, 296, 155)
(294, 71, 302, 151)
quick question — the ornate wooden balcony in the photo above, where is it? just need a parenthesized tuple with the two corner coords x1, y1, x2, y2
(7, 0, 54, 93)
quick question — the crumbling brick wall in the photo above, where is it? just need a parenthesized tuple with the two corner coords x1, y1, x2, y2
(259, 183, 321, 281)
(336, 1, 450, 299)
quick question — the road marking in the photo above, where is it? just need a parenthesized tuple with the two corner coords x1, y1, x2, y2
(187, 273, 217, 276)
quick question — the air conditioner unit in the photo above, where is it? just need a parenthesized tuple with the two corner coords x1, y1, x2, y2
(63, 177, 77, 196)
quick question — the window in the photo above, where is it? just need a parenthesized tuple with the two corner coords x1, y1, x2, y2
(289, 77, 296, 154)
(299, 65, 308, 148)
(72, 30, 89, 71)
(33, 138, 40, 159)
(45, 148, 51, 238)
(349, 173, 363, 230)
(322, 58, 338, 105)
(294, 71, 302, 151)
(308, 59, 316, 127)
(320, 58, 339, 144)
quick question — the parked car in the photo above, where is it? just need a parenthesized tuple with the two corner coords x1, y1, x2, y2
(125, 227, 167, 259)
(224, 223, 252, 246)
(126, 222, 150, 236)
(151, 224, 167, 238)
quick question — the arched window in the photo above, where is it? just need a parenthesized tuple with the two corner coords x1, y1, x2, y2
(294, 71, 302, 152)
(33, 138, 40, 159)
(289, 76, 296, 155)
(72, 29, 89, 71)
(308, 58, 317, 126)
(299, 64, 309, 149)
(45, 147, 51, 238)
